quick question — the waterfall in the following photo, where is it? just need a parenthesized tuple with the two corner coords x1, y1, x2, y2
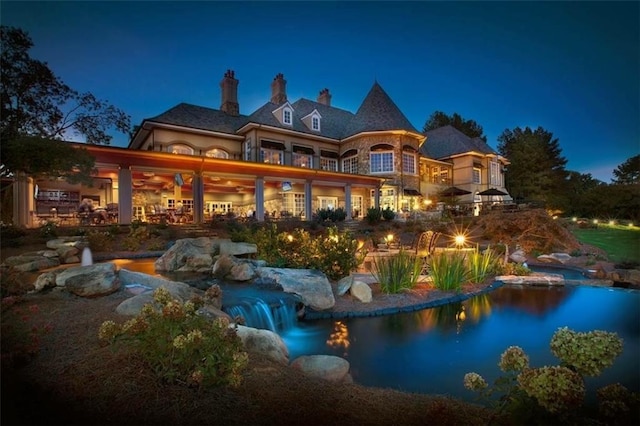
(223, 294, 299, 333)
(81, 247, 94, 266)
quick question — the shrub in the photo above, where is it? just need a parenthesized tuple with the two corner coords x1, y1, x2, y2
(467, 245, 498, 284)
(550, 327, 623, 377)
(0, 224, 26, 240)
(497, 262, 531, 276)
(429, 252, 468, 291)
(98, 287, 248, 388)
(39, 221, 58, 238)
(381, 207, 395, 221)
(86, 230, 114, 252)
(312, 226, 364, 280)
(372, 249, 421, 294)
(365, 207, 382, 224)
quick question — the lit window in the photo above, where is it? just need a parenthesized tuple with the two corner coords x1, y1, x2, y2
(260, 148, 283, 164)
(490, 161, 500, 186)
(283, 108, 292, 125)
(320, 157, 338, 171)
(473, 167, 482, 184)
(205, 148, 229, 159)
(293, 152, 312, 168)
(169, 144, 194, 155)
(243, 139, 252, 161)
(312, 116, 320, 131)
(402, 152, 416, 174)
(342, 155, 358, 174)
(370, 151, 394, 173)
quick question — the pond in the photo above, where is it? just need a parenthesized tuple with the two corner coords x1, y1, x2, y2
(280, 284, 640, 403)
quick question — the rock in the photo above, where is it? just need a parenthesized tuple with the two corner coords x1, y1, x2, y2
(59, 262, 120, 297)
(218, 240, 258, 257)
(4, 255, 61, 272)
(257, 267, 335, 311)
(55, 246, 79, 262)
(350, 281, 372, 303)
(118, 269, 195, 301)
(212, 254, 236, 278)
(179, 253, 213, 272)
(116, 292, 155, 316)
(609, 269, 640, 289)
(549, 253, 573, 264)
(46, 237, 85, 250)
(536, 254, 562, 264)
(290, 355, 351, 383)
(228, 262, 256, 281)
(509, 249, 527, 264)
(336, 275, 353, 296)
(32, 271, 58, 292)
(154, 237, 217, 272)
(235, 325, 289, 366)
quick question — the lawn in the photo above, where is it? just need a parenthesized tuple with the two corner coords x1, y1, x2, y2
(572, 224, 640, 264)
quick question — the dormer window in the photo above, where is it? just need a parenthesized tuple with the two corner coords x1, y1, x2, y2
(312, 116, 320, 131)
(283, 108, 292, 125)
(302, 109, 322, 132)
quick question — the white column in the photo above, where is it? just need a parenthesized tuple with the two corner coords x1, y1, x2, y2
(118, 166, 132, 224)
(345, 184, 352, 220)
(255, 177, 265, 221)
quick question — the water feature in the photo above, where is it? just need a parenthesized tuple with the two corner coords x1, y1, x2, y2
(528, 263, 590, 280)
(81, 247, 93, 266)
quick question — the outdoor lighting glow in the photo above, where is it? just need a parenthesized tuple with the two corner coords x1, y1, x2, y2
(424, 199, 432, 206)
(330, 235, 339, 242)
(629, 223, 634, 227)
(357, 240, 365, 251)
(385, 234, 394, 244)
(286, 234, 294, 242)
(572, 217, 577, 222)
(455, 234, 465, 247)
(593, 219, 599, 224)
(609, 220, 615, 226)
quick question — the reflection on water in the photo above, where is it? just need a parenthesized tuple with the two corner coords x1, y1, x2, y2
(282, 285, 639, 403)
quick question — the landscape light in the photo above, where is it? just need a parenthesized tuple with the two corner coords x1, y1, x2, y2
(609, 220, 615, 226)
(455, 234, 465, 247)
(572, 217, 577, 222)
(286, 234, 294, 242)
(593, 219, 599, 224)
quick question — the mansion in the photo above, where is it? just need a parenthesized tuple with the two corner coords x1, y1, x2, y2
(14, 70, 510, 227)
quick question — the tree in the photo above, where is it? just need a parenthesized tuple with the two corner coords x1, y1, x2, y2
(612, 154, 640, 185)
(422, 111, 487, 141)
(1, 26, 130, 145)
(497, 126, 568, 209)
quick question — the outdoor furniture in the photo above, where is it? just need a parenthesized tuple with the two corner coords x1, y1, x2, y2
(414, 230, 441, 278)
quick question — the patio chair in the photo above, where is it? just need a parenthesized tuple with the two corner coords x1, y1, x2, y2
(414, 230, 441, 278)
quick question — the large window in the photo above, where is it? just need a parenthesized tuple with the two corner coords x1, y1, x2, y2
(169, 144, 194, 155)
(370, 188, 396, 211)
(205, 148, 229, 159)
(431, 166, 449, 184)
(320, 157, 338, 171)
(402, 152, 416, 175)
(317, 196, 338, 210)
(282, 192, 305, 217)
(293, 152, 312, 168)
(260, 148, 283, 164)
(243, 138, 252, 161)
(342, 155, 359, 174)
(490, 161, 501, 186)
(370, 151, 394, 173)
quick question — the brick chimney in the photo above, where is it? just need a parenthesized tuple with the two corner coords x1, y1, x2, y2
(270, 73, 287, 104)
(317, 88, 331, 106)
(220, 69, 239, 116)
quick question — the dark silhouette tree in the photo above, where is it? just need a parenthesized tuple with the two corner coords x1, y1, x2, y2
(422, 111, 486, 142)
(612, 154, 640, 185)
(497, 126, 568, 209)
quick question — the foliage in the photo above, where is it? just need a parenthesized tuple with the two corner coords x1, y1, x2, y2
(0, 26, 130, 145)
(122, 226, 151, 251)
(428, 251, 468, 291)
(463, 328, 638, 425)
(612, 154, 640, 185)
(86, 230, 115, 252)
(550, 327, 623, 377)
(314, 207, 347, 223)
(38, 221, 58, 238)
(422, 111, 487, 142)
(497, 262, 531, 276)
(467, 245, 498, 283)
(98, 287, 248, 388)
(0, 223, 26, 240)
(381, 207, 395, 221)
(251, 224, 364, 280)
(365, 207, 382, 224)
(497, 126, 568, 209)
(371, 249, 421, 294)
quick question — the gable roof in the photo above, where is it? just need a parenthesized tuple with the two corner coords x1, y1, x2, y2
(421, 125, 497, 159)
(343, 82, 419, 137)
(146, 103, 248, 135)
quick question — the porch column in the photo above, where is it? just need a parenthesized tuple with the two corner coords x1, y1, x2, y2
(254, 177, 265, 222)
(374, 187, 381, 210)
(118, 166, 132, 224)
(345, 183, 352, 220)
(304, 180, 312, 221)
(12, 173, 34, 228)
(192, 173, 204, 224)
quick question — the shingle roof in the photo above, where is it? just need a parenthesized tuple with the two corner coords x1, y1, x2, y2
(421, 125, 497, 159)
(291, 98, 354, 139)
(343, 82, 419, 137)
(147, 103, 248, 135)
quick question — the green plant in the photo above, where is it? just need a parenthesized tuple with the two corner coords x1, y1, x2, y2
(86, 230, 114, 252)
(429, 251, 468, 291)
(98, 287, 248, 388)
(381, 207, 395, 221)
(122, 226, 151, 251)
(372, 249, 421, 294)
(365, 207, 382, 224)
(550, 327, 623, 377)
(497, 262, 531, 276)
(0, 224, 26, 240)
(39, 221, 58, 238)
(314, 226, 366, 280)
(467, 245, 498, 284)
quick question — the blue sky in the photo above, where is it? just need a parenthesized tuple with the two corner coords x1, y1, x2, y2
(2, 0, 638, 182)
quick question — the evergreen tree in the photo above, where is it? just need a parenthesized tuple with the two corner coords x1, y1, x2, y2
(422, 111, 486, 141)
(612, 154, 640, 185)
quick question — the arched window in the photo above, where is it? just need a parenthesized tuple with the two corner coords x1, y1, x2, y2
(205, 148, 229, 159)
(169, 144, 194, 155)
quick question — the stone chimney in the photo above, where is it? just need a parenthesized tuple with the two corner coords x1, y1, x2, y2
(270, 73, 287, 104)
(220, 69, 239, 116)
(317, 88, 331, 106)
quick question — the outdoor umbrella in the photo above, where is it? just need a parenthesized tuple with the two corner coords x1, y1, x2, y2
(438, 186, 472, 197)
(477, 188, 508, 196)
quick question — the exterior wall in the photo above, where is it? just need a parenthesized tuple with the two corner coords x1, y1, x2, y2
(149, 128, 243, 159)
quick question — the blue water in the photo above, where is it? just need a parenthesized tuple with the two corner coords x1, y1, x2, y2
(528, 264, 589, 280)
(279, 285, 640, 403)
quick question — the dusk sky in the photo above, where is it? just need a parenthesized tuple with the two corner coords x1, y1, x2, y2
(2, 1, 638, 182)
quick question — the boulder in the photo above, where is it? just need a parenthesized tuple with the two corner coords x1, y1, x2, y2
(536, 254, 562, 264)
(212, 255, 257, 281)
(228, 262, 256, 281)
(509, 249, 527, 264)
(350, 281, 372, 303)
(336, 275, 353, 296)
(290, 355, 351, 383)
(549, 253, 573, 264)
(218, 240, 257, 257)
(257, 267, 335, 311)
(59, 262, 120, 297)
(154, 237, 217, 272)
(235, 325, 289, 366)
(32, 271, 58, 293)
(118, 269, 195, 301)
(46, 237, 85, 250)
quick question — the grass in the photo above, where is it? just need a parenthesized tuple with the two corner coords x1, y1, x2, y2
(571, 225, 640, 264)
